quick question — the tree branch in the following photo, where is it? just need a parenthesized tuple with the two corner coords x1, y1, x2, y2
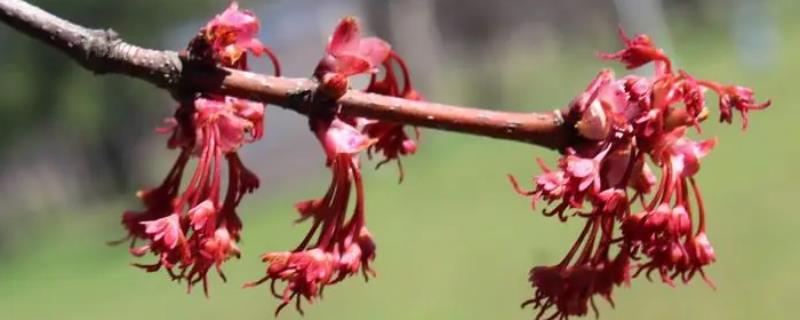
(0, 0, 575, 150)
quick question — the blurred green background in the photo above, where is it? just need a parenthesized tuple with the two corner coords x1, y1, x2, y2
(0, 0, 797, 319)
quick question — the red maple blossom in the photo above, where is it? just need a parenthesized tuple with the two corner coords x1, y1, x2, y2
(114, 3, 277, 295)
(247, 17, 421, 314)
(512, 28, 769, 319)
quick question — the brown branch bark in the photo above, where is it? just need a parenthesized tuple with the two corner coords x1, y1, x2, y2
(0, 0, 575, 150)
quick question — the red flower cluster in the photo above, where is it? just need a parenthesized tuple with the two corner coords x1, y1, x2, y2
(246, 17, 421, 314)
(511, 28, 770, 319)
(113, 3, 280, 295)
(363, 50, 423, 182)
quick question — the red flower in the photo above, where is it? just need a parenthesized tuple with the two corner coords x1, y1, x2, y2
(678, 71, 706, 128)
(511, 147, 609, 222)
(188, 200, 216, 232)
(313, 17, 392, 100)
(245, 249, 337, 315)
(510, 158, 567, 209)
(202, 2, 280, 74)
(314, 17, 391, 79)
(699, 82, 772, 130)
(181, 227, 242, 294)
(130, 214, 192, 275)
(687, 232, 715, 266)
(595, 188, 627, 218)
(664, 134, 717, 178)
(685, 232, 716, 287)
(593, 250, 631, 306)
(524, 265, 596, 319)
(599, 27, 672, 74)
(141, 214, 184, 250)
(564, 151, 605, 194)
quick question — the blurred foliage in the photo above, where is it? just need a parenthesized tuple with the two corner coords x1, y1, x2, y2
(0, 0, 216, 188)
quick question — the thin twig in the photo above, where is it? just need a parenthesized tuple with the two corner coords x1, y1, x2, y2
(0, 0, 575, 150)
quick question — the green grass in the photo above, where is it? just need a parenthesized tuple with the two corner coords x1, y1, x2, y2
(3, 15, 800, 320)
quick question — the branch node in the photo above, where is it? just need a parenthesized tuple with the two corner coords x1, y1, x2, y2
(553, 109, 566, 126)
